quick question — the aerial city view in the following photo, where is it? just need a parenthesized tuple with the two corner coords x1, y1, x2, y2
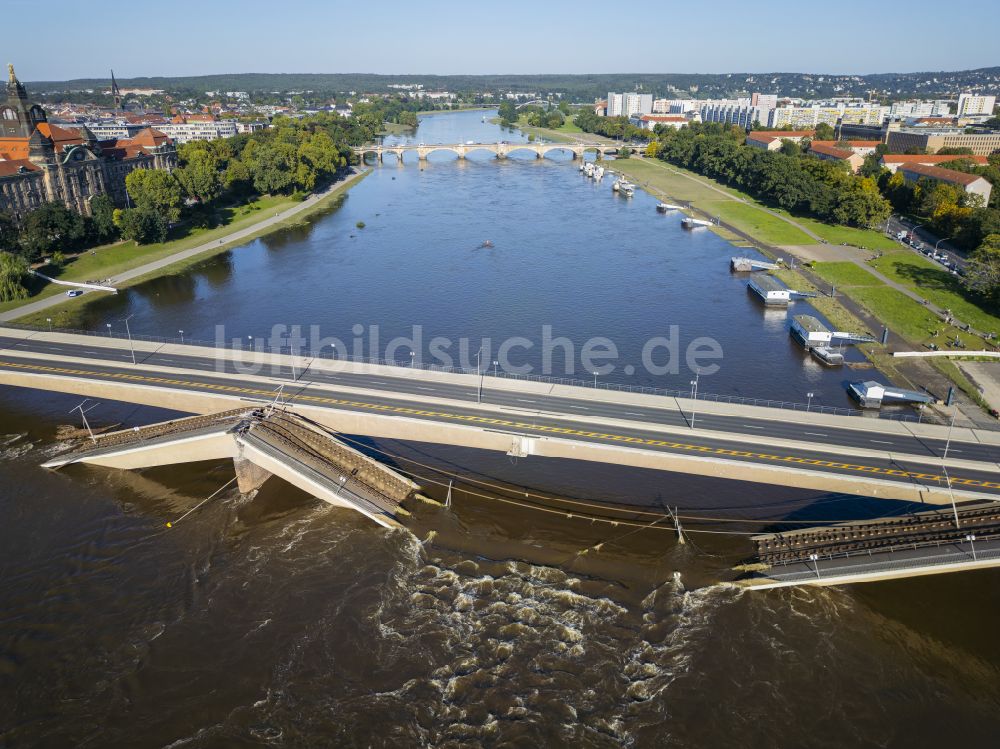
(2, 0, 1000, 745)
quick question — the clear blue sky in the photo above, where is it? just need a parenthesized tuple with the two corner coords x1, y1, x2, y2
(6, 0, 998, 81)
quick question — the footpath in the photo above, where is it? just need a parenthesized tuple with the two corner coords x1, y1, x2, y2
(1, 168, 369, 323)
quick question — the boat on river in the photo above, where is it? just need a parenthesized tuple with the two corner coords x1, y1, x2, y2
(657, 203, 683, 212)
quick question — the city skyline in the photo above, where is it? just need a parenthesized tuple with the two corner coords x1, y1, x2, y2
(5, 0, 999, 81)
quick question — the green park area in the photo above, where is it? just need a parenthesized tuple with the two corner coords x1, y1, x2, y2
(810, 260, 991, 349)
(607, 157, 900, 251)
(871, 251, 1000, 337)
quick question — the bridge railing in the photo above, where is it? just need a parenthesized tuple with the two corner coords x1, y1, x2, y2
(2, 321, 935, 425)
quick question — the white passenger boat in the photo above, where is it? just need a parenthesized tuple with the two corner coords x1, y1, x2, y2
(657, 203, 683, 212)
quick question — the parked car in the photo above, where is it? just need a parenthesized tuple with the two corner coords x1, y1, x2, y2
(66, 289, 83, 298)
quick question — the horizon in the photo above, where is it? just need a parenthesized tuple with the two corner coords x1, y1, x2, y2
(5, 0, 999, 81)
(20, 64, 1000, 85)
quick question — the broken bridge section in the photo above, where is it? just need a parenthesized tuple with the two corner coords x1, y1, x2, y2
(43, 408, 422, 529)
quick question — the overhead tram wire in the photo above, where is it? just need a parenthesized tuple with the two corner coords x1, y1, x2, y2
(324, 430, 907, 529)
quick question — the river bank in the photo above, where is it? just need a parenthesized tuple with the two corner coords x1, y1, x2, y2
(3, 169, 370, 327)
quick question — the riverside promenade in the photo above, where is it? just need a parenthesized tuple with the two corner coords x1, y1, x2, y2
(0, 168, 369, 323)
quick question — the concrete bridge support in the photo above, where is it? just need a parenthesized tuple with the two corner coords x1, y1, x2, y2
(234, 455, 272, 493)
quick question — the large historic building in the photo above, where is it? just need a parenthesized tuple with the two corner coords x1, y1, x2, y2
(0, 64, 177, 221)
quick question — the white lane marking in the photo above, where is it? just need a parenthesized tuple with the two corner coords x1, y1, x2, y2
(948, 449, 962, 454)
(743, 425, 764, 429)
(416, 387, 435, 391)
(624, 411, 643, 416)
(870, 440, 893, 444)
(517, 398, 537, 403)
(804, 432, 828, 437)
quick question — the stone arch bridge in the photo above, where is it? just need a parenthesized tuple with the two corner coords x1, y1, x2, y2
(355, 142, 622, 163)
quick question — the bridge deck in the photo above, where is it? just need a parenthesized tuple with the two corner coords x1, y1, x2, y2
(4, 327, 999, 506)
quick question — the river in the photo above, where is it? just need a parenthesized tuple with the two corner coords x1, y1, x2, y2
(2, 110, 999, 747)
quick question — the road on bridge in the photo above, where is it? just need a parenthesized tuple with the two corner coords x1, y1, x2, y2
(1, 329, 999, 502)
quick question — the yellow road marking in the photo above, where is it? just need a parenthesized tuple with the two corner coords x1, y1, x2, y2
(2, 358, 998, 490)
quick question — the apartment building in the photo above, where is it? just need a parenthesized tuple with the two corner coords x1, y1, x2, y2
(957, 93, 997, 117)
(886, 128, 1000, 157)
(607, 92, 652, 117)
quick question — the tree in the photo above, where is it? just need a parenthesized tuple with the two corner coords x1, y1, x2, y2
(814, 122, 836, 140)
(19, 203, 87, 261)
(964, 234, 1000, 305)
(0, 252, 31, 302)
(125, 169, 185, 222)
(89, 195, 119, 243)
(498, 101, 517, 124)
(118, 208, 168, 245)
(0, 212, 17, 254)
(174, 149, 223, 203)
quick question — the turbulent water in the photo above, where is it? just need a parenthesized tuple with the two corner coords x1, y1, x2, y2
(3, 111, 1000, 747)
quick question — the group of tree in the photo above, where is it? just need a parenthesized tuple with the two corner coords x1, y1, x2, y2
(573, 110, 650, 142)
(648, 122, 891, 228)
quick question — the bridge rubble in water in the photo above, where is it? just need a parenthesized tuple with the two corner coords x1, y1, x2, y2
(42, 408, 423, 529)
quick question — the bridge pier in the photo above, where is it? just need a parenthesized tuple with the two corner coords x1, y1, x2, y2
(234, 455, 272, 493)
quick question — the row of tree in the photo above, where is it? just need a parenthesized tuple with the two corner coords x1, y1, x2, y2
(647, 122, 891, 228)
(573, 111, 649, 142)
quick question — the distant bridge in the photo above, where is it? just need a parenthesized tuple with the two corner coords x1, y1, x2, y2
(355, 141, 622, 163)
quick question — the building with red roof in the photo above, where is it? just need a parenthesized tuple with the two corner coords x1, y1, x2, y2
(0, 65, 176, 221)
(898, 162, 992, 204)
(745, 130, 816, 151)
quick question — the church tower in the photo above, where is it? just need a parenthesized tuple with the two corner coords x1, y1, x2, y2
(2, 63, 46, 138)
(110, 69, 122, 112)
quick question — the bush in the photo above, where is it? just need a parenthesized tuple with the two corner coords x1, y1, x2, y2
(356, 221, 366, 229)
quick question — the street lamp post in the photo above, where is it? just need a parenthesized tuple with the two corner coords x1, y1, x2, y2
(806, 391, 814, 412)
(247, 335, 253, 351)
(493, 360, 499, 378)
(934, 236, 953, 252)
(122, 315, 136, 365)
(105, 323, 112, 337)
(46, 317, 52, 332)
(178, 330, 184, 344)
(966, 534, 978, 561)
(593, 371, 598, 388)
(475, 346, 484, 404)
(71, 400, 98, 443)
(689, 371, 700, 429)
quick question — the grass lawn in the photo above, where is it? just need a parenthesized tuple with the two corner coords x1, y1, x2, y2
(870, 251, 1000, 337)
(700, 200, 814, 246)
(606, 159, 730, 205)
(779, 215, 900, 251)
(0, 194, 300, 315)
(810, 262, 882, 288)
(843, 285, 983, 350)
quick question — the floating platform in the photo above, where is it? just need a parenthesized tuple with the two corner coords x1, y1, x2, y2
(681, 216, 714, 229)
(657, 203, 684, 213)
(731, 256, 780, 272)
(848, 380, 935, 409)
(748, 274, 792, 305)
(810, 345, 845, 366)
(791, 314, 875, 350)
